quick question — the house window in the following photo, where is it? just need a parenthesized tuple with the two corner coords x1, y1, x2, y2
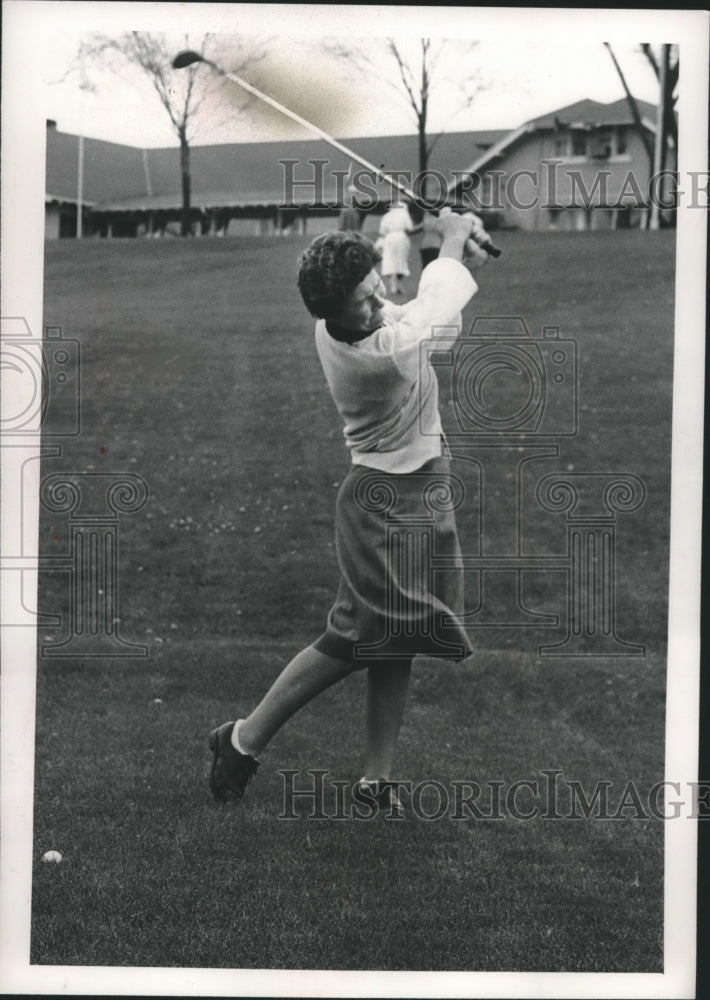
(571, 131, 587, 156)
(590, 128, 612, 159)
(553, 134, 569, 157)
(616, 128, 627, 155)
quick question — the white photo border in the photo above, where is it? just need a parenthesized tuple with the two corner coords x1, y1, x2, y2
(1, 4, 707, 997)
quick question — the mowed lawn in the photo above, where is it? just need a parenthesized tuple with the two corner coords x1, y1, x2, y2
(32, 228, 675, 971)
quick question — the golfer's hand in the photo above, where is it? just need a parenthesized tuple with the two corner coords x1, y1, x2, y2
(435, 207, 474, 243)
(437, 208, 489, 269)
(462, 212, 490, 270)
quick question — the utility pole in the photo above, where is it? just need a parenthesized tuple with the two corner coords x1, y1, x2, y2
(77, 133, 84, 239)
(650, 44, 670, 230)
(76, 50, 90, 239)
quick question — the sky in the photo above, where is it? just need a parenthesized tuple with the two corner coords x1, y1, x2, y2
(32, 5, 669, 150)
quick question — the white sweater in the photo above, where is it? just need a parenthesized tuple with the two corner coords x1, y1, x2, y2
(315, 258, 477, 474)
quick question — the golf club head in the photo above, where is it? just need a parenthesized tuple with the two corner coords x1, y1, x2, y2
(172, 50, 205, 70)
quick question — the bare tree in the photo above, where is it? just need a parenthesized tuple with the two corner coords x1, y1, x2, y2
(604, 42, 679, 226)
(77, 33, 261, 235)
(325, 38, 482, 201)
(603, 43, 654, 166)
(604, 43, 679, 165)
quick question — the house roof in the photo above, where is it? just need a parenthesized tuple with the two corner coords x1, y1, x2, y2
(46, 128, 149, 205)
(451, 98, 660, 185)
(46, 96, 662, 212)
(525, 97, 658, 130)
(46, 125, 508, 212)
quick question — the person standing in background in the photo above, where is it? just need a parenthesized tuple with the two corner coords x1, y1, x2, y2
(338, 185, 363, 232)
(378, 200, 413, 295)
(417, 210, 443, 269)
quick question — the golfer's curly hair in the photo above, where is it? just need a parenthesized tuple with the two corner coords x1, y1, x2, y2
(297, 231, 382, 319)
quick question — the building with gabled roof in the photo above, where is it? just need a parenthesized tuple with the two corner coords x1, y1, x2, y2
(524, 96, 659, 130)
(45, 97, 671, 238)
(449, 98, 672, 231)
(45, 122, 508, 238)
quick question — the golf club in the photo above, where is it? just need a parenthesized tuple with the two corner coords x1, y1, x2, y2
(172, 50, 502, 257)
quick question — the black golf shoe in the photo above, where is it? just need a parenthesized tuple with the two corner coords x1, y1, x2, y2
(208, 721, 259, 802)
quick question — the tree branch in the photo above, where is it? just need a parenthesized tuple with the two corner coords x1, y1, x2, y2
(388, 39, 422, 119)
(75, 31, 261, 234)
(640, 43, 660, 80)
(604, 42, 655, 166)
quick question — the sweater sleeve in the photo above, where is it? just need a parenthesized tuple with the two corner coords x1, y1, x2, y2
(387, 257, 477, 378)
(394, 258, 476, 346)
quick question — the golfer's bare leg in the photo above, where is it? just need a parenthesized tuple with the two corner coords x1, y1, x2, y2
(363, 661, 412, 780)
(237, 645, 356, 758)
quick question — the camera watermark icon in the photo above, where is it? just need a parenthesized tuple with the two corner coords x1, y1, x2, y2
(1, 318, 80, 437)
(2, 317, 149, 655)
(346, 314, 646, 656)
(423, 317, 577, 439)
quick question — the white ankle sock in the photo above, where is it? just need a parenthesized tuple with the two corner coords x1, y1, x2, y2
(358, 777, 403, 810)
(230, 719, 249, 755)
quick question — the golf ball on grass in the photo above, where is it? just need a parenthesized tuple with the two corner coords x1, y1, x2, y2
(41, 850, 62, 864)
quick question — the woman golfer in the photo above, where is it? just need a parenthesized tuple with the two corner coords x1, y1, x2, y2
(209, 209, 489, 807)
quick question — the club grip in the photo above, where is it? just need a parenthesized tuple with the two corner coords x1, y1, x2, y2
(479, 240, 502, 258)
(411, 197, 503, 257)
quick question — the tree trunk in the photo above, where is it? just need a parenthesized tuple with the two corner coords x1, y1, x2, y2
(650, 44, 670, 229)
(179, 126, 191, 237)
(416, 118, 429, 202)
(643, 44, 678, 149)
(417, 51, 429, 202)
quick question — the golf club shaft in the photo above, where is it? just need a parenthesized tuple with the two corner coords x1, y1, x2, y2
(192, 56, 501, 257)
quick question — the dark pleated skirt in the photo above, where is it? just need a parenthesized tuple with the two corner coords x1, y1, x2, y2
(314, 456, 473, 665)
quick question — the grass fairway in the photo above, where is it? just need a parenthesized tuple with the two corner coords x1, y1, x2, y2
(32, 229, 675, 971)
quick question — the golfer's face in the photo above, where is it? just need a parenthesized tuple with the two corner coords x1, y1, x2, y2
(337, 269, 387, 334)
